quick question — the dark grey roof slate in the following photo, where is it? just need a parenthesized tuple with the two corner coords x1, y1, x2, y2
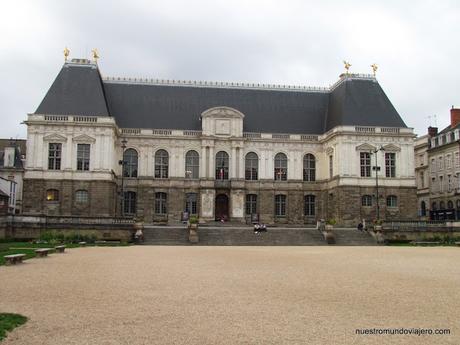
(103, 83, 329, 134)
(326, 78, 406, 131)
(35, 63, 109, 116)
(35, 62, 407, 134)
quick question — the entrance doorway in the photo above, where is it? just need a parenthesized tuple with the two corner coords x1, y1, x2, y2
(215, 194, 229, 221)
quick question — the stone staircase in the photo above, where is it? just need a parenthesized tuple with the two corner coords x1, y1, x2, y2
(332, 229, 377, 246)
(142, 226, 378, 246)
(143, 226, 326, 246)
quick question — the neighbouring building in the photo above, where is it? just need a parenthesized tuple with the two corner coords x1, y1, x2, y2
(0, 139, 26, 213)
(22, 58, 417, 226)
(414, 132, 430, 219)
(425, 107, 460, 220)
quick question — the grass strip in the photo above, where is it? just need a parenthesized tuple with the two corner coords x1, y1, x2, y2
(0, 313, 27, 341)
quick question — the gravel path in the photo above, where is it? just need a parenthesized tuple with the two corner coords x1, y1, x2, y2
(0, 246, 459, 345)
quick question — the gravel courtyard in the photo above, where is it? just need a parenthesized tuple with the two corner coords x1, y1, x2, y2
(0, 246, 458, 345)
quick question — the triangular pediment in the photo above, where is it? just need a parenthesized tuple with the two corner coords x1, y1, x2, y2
(382, 144, 401, 152)
(72, 134, 96, 143)
(43, 133, 67, 142)
(355, 143, 376, 151)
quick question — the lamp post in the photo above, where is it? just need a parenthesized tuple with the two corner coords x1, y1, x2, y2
(372, 146, 385, 221)
(118, 138, 128, 217)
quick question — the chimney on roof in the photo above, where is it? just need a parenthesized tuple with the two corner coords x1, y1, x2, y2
(451, 106, 460, 128)
(428, 126, 438, 137)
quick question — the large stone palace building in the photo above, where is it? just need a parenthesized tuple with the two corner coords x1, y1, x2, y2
(22, 58, 417, 225)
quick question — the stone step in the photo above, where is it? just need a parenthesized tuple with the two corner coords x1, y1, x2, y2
(332, 230, 377, 246)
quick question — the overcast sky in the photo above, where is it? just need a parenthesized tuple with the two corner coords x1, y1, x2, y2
(1, 0, 459, 139)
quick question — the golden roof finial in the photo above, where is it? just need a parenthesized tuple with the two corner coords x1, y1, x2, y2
(63, 47, 70, 62)
(371, 63, 378, 76)
(91, 48, 99, 63)
(343, 60, 351, 74)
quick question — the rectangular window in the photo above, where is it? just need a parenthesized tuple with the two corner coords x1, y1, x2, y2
(185, 193, 197, 215)
(385, 152, 396, 178)
(245, 194, 257, 215)
(123, 191, 136, 215)
(431, 159, 436, 173)
(77, 144, 90, 171)
(360, 152, 371, 177)
(329, 155, 333, 179)
(420, 172, 425, 188)
(438, 157, 443, 170)
(455, 152, 459, 167)
(275, 195, 286, 216)
(304, 195, 315, 216)
(155, 193, 167, 214)
(446, 154, 452, 169)
(48, 143, 62, 170)
(439, 176, 444, 193)
(448, 175, 452, 192)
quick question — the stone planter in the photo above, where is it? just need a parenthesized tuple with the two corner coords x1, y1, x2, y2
(374, 225, 383, 232)
(325, 224, 334, 232)
(188, 223, 199, 243)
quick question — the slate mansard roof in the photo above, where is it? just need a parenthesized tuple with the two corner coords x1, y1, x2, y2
(35, 59, 407, 134)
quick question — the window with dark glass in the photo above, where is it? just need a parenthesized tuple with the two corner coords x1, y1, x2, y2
(216, 151, 229, 180)
(360, 152, 371, 177)
(77, 144, 90, 171)
(420, 201, 426, 216)
(447, 200, 453, 209)
(155, 192, 167, 214)
(123, 191, 136, 214)
(275, 194, 286, 216)
(304, 195, 315, 216)
(123, 149, 138, 178)
(48, 143, 62, 170)
(329, 155, 333, 178)
(245, 194, 257, 215)
(303, 154, 316, 181)
(361, 195, 372, 206)
(274, 153, 287, 181)
(46, 189, 59, 201)
(440, 201, 445, 209)
(155, 150, 169, 178)
(385, 152, 396, 178)
(432, 202, 437, 211)
(185, 150, 199, 179)
(386, 195, 397, 207)
(245, 152, 258, 180)
(185, 193, 197, 215)
(75, 190, 89, 203)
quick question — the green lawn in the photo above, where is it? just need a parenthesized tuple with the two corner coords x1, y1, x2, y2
(0, 313, 27, 341)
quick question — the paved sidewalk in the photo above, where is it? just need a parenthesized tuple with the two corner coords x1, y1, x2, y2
(0, 246, 459, 344)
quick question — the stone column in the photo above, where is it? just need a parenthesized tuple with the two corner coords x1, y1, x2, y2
(200, 189, 215, 221)
(209, 146, 214, 179)
(230, 189, 245, 222)
(64, 138, 72, 170)
(239, 147, 244, 179)
(231, 147, 237, 179)
(200, 146, 207, 178)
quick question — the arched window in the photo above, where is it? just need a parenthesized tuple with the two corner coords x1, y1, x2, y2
(432, 202, 437, 211)
(440, 201, 445, 209)
(386, 195, 397, 207)
(46, 189, 59, 201)
(420, 201, 426, 216)
(155, 150, 169, 178)
(448, 200, 454, 209)
(185, 150, 199, 179)
(245, 194, 257, 215)
(303, 154, 316, 181)
(123, 149, 138, 178)
(275, 194, 286, 216)
(216, 151, 229, 180)
(456, 200, 460, 209)
(245, 152, 258, 180)
(274, 153, 287, 181)
(304, 195, 315, 216)
(185, 193, 197, 215)
(155, 192, 167, 214)
(361, 195, 372, 207)
(123, 191, 136, 215)
(75, 190, 89, 203)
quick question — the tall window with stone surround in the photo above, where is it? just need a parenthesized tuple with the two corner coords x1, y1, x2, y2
(75, 190, 89, 203)
(155, 150, 169, 178)
(77, 144, 90, 171)
(155, 192, 167, 214)
(386, 195, 397, 207)
(185, 150, 199, 179)
(385, 152, 396, 177)
(215, 151, 229, 180)
(245, 152, 258, 180)
(185, 193, 197, 215)
(275, 194, 286, 216)
(361, 195, 372, 206)
(123, 149, 138, 178)
(274, 153, 287, 181)
(360, 152, 371, 177)
(245, 194, 257, 215)
(123, 191, 136, 215)
(304, 195, 315, 216)
(48, 143, 62, 170)
(303, 154, 316, 181)
(329, 155, 333, 178)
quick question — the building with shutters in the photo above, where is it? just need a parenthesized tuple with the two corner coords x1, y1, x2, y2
(22, 58, 417, 225)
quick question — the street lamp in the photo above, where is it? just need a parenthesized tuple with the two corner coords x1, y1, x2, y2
(118, 138, 128, 217)
(371, 146, 385, 221)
